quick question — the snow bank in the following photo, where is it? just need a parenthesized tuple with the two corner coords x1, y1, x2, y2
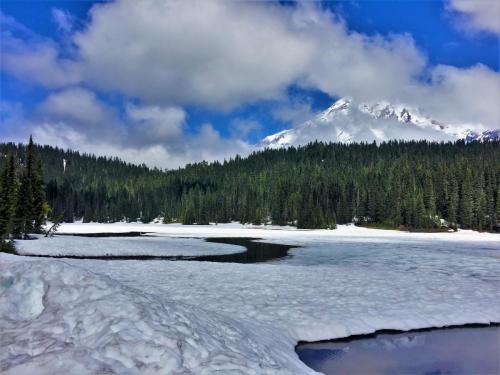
(2, 224, 499, 374)
(15, 235, 245, 257)
(0, 260, 315, 374)
(68, 256, 500, 344)
(56, 222, 500, 243)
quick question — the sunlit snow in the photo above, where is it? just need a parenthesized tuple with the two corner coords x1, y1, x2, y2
(1, 223, 499, 374)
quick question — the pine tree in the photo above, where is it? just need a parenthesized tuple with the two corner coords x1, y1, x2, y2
(11, 136, 46, 239)
(1, 139, 498, 232)
(12, 168, 34, 239)
(495, 185, 500, 229)
(423, 174, 436, 217)
(0, 154, 17, 240)
(32, 159, 46, 232)
(447, 174, 459, 230)
(182, 197, 196, 225)
(413, 193, 425, 229)
(459, 170, 474, 229)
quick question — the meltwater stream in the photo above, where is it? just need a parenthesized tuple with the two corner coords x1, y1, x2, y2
(21, 235, 297, 263)
(296, 325, 500, 375)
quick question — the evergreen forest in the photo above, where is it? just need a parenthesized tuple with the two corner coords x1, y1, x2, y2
(0, 137, 47, 251)
(1, 139, 499, 239)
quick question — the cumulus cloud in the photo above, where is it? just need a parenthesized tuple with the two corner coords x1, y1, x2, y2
(415, 64, 500, 128)
(127, 104, 186, 143)
(447, 0, 500, 34)
(2, 87, 251, 169)
(52, 8, 75, 33)
(74, 0, 316, 109)
(229, 119, 262, 139)
(1, 1, 499, 167)
(38, 88, 116, 127)
(272, 97, 316, 127)
(0, 32, 81, 88)
(0, 1, 431, 108)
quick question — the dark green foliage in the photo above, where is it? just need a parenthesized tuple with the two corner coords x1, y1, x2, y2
(0, 240, 15, 254)
(1, 140, 499, 232)
(0, 154, 17, 240)
(1, 137, 48, 245)
(12, 168, 34, 238)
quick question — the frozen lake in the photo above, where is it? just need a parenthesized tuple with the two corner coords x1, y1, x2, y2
(2, 223, 499, 374)
(297, 325, 500, 375)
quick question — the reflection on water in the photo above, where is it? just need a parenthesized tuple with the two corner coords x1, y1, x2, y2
(200, 237, 297, 263)
(24, 236, 296, 263)
(296, 325, 500, 375)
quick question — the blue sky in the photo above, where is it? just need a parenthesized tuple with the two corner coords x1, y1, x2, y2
(1, 0, 499, 168)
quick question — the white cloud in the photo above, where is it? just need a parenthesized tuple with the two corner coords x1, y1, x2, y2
(28, 120, 252, 170)
(38, 88, 115, 126)
(3, 87, 251, 169)
(0, 34, 81, 88)
(74, 0, 317, 109)
(127, 104, 186, 143)
(52, 8, 75, 33)
(416, 64, 500, 128)
(447, 0, 500, 34)
(229, 119, 262, 139)
(1, 0, 499, 168)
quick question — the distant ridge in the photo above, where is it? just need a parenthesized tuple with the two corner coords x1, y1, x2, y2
(260, 97, 499, 148)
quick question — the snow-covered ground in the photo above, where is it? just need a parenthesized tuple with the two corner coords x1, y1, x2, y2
(1, 223, 499, 374)
(15, 235, 245, 257)
(1, 259, 312, 374)
(54, 222, 500, 243)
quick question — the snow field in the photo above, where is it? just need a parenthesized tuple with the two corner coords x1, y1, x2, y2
(1, 223, 499, 374)
(0, 259, 316, 374)
(15, 235, 246, 257)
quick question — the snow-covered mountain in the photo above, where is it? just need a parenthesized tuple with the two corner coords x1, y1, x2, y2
(259, 97, 499, 148)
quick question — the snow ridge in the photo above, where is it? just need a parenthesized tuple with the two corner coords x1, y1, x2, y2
(0, 260, 315, 374)
(259, 97, 499, 148)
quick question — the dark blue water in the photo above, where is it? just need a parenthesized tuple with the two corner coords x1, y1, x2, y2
(296, 326, 500, 375)
(23, 236, 296, 263)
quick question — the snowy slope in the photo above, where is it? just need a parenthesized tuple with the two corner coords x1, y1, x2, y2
(260, 97, 499, 147)
(0, 259, 315, 374)
(2, 224, 499, 374)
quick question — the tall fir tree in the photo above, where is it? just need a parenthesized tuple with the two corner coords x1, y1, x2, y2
(0, 154, 17, 240)
(12, 136, 46, 239)
(12, 168, 34, 239)
(32, 159, 47, 232)
(459, 169, 474, 229)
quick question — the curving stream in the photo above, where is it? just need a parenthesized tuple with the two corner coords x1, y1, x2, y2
(17, 235, 297, 263)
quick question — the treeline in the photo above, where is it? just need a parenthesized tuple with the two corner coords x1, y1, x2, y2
(1, 140, 499, 232)
(0, 137, 47, 251)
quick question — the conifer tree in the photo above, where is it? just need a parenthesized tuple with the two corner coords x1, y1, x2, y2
(459, 170, 474, 229)
(0, 154, 17, 240)
(11, 136, 46, 239)
(1, 139, 498, 232)
(12, 168, 34, 239)
(447, 174, 459, 229)
(32, 159, 46, 232)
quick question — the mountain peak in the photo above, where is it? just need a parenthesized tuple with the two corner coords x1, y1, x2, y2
(259, 97, 499, 148)
(318, 97, 353, 122)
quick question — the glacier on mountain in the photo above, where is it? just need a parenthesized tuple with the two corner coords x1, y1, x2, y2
(260, 97, 499, 148)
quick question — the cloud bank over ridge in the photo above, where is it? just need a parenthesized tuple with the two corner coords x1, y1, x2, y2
(0, 0, 498, 168)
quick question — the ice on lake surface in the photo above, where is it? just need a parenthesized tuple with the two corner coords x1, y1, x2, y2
(297, 325, 500, 375)
(2, 223, 499, 374)
(14, 234, 247, 257)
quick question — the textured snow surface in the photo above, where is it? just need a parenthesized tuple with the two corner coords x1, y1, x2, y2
(2, 224, 499, 374)
(259, 97, 499, 147)
(0, 260, 314, 375)
(15, 235, 245, 257)
(54, 221, 500, 243)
